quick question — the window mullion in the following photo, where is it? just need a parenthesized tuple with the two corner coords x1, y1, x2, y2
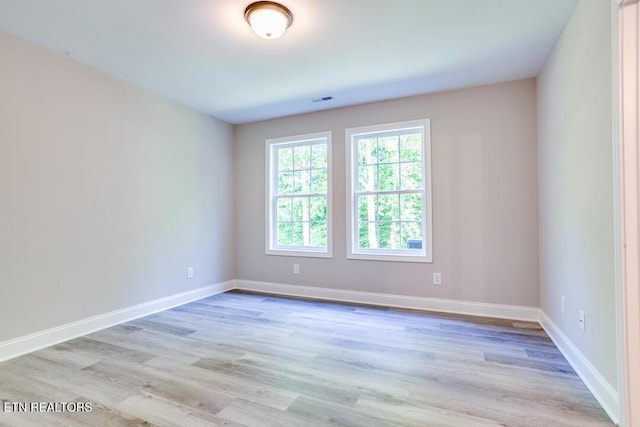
(355, 189, 422, 196)
(275, 194, 325, 206)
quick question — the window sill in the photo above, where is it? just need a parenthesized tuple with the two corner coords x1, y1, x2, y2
(266, 248, 333, 259)
(347, 251, 432, 263)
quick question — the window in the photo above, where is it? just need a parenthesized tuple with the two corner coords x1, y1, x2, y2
(346, 119, 432, 262)
(266, 131, 332, 257)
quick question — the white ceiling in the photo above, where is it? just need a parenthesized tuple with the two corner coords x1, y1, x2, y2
(0, 0, 579, 124)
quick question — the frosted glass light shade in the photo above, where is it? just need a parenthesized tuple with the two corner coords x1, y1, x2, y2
(244, 2, 293, 40)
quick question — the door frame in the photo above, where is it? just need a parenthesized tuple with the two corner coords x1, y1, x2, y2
(613, 1, 640, 425)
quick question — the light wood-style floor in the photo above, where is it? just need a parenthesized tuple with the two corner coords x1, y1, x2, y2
(0, 291, 612, 426)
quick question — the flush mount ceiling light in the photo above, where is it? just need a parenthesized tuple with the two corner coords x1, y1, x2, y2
(244, 1, 293, 40)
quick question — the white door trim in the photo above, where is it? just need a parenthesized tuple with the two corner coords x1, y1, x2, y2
(614, 0, 640, 425)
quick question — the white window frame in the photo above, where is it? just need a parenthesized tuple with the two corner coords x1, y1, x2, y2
(345, 119, 432, 263)
(265, 131, 332, 258)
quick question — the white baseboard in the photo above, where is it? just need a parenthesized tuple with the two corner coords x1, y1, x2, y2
(0, 280, 235, 363)
(233, 279, 540, 321)
(539, 311, 620, 425)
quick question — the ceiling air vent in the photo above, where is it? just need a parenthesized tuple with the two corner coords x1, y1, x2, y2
(312, 96, 333, 103)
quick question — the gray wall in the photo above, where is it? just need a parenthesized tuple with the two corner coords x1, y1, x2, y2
(0, 31, 235, 343)
(235, 79, 540, 307)
(537, 0, 616, 387)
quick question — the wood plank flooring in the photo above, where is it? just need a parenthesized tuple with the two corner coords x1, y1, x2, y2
(0, 291, 612, 426)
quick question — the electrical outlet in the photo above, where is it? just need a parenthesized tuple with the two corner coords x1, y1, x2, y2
(561, 296, 566, 314)
(579, 310, 585, 331)
(433, 272, 442, 285)
(293, 263, 300, 274)
(186, 266, 194, 279)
